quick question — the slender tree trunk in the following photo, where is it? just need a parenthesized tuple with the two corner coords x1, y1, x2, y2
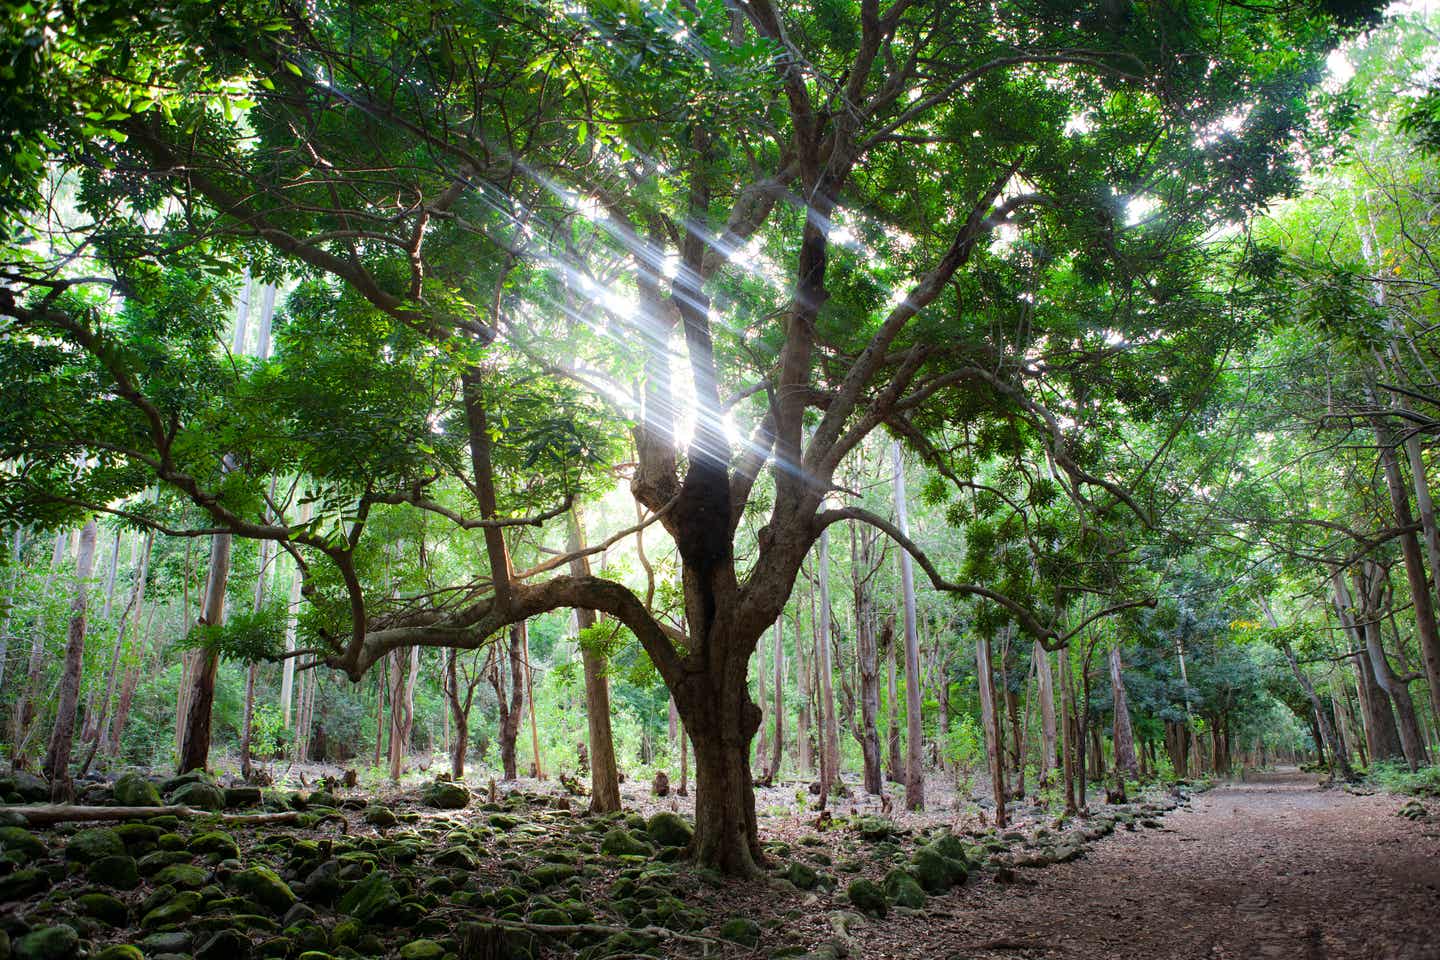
(567, 509, 619, 811)
(1035, 639, 1057, 787)
(1358, 569, 1428, 769)
(490, 625, 525, 781)
(0, 526, 25, 694)
(1059, 645, 1078, 811)
(1109, 646, 1139, 780)
(521, 622, 544, 780)
(755, 625, 769, 773)
(892, 442, 924, 810)
(82, 588, 141, 777)
(1260, 599, 1352, 779)
(80, 529, 124, 744)
(108, 604, 156, 758)
(42, 519, 97, 798)
(768, 615, 785, 781)
(976, 632, 1006, 826)
(852, 527, 882, 794)
(1000, 633, 1023, 796)
(177, 529, 232, 774)
(1334, 572, 1404, 762)
(796, 612, 813, 778)
(1373, 416, 1440, 722)
(815, 528, 841, 793)
(13, 530, 67, 763)
(885, 620, 901, 782)
(279, 502, 310, 728)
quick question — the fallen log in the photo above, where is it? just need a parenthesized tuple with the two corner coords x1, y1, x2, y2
(2, 804, 307, 827)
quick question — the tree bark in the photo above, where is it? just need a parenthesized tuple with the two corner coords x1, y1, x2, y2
(0, 526, 25, 694)
(522, 620, 544, 779)
(892, 442, 924, 810)
(444, 651, 469, 778)
(1358, 566, 1428, 769)
(489, 625, 526, 781)
(1059, 645, 1079, 812)
(814, 528, 841, 793)
(976, 632, 1006, 827)
(1035, 639, 1057, 787)
(1108, 645, 1139, 781)
(885, 619, 901, 782)
(1372, 415, 1440, 722)
(177, 529, 232, 774)
(755, 624, 769, 774)
(767, 615, 785, 781)
(1333, 571, 1403, 762)
(13, 529, 67, 763)
(851, 524, 882, 794)
(796, 613, 813, 779)
(42, 519, 97, 798)
(567, 508, 619, 812)
(387, 645, 415, 781)
(1000, 631, 1023, 796)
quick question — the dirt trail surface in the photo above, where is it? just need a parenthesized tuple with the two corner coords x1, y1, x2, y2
(862, 771, 1440, 960)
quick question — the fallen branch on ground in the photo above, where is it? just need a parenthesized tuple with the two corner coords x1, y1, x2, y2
(2, 804, 308, 826)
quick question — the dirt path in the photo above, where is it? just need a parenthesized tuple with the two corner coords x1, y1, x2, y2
(865, 771, 1440, 960)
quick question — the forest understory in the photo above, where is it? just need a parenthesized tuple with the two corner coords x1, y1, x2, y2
(0, 767, 1433, 960)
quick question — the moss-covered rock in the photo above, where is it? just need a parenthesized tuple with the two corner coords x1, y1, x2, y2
(599, 829, 649, 857)
(911, 845, 966, 893)
(137, 850, 189, 875)
(192, 832, 241, 861)
(153, 863, 208, 889)
(397, 940, 445, 960)
(854, 816, 898, 841)
(194, 929, 252, 960)
(140, 930, 193, 954)
(431, 845, 477, 869)
(115, 772, 163, 807)
(223, 787, 263, 809)
(113, 823, 163, 854)
(92, 946, 144, 960)
(141, 890, 202, 929)
(298, 860, 341, 905)
(86, 854, 140, 890)
(66, 827, 126, 861)
(531, 863, 576, 888)
(13, 925, 79, 960)
(362, 806, 397, 828)
(0, 827, 47, 864)
(420, 781, 470, 810)
(779, 861, 819, 890)
(77, 891, 129, 926)
(232, 866, 297, 913)
(644, 812, 693, 848)
(0, 868, 50, 900)
(882, 869, 926, 909)
(170, 780, 225, 811)
(717, 917, 762, 947)
(845, 878, 887, 918)
(337, 871, 400, 924)
(0, 771, 48, 802)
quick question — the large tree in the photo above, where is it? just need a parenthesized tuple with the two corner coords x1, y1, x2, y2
(0, 0, 1375, 871)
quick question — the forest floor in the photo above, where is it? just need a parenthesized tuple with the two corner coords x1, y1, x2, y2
(1, 767, 1435, 960)
(867, 769, 1440, 960)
